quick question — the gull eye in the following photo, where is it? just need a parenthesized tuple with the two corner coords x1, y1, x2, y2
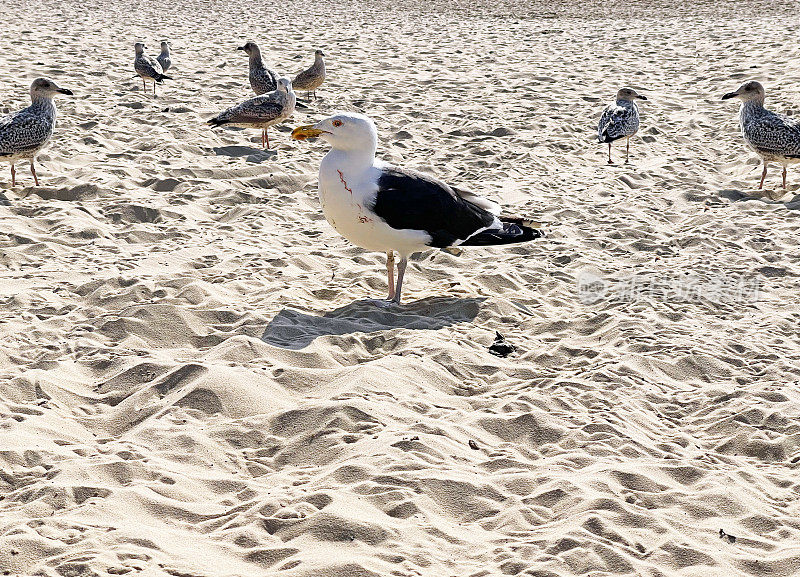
(332, 120, 343, 127)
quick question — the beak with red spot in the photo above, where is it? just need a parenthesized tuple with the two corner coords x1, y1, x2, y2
(291, 124, 328, 141)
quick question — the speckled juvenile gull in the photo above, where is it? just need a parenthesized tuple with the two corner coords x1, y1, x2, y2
(722, 80, 800, 190)
(157, 41, 172, 73)
(597, 87, 648, 164)
(0, 78, 73, 187)
(134, 42, 172, 95)
(208, 77, 296, 149)
(238, 41, 278, 95)
(293, 50, 326, 100)
(291, 113, 543, 305)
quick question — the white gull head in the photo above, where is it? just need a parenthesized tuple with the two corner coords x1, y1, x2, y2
(294, 112, 378, 155)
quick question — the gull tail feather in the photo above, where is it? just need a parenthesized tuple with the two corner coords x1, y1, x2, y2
(460, 218, 544, 247)
(599, 126, 622, 143)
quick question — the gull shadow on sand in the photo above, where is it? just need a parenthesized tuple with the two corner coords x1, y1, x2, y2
(213, 145, 276, 163)
(720, 188, 800, 209)
(261, 296, 484, 350)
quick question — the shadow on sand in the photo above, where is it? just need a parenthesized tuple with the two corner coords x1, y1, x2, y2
(213, 145, 275, 163)
(261, 296, 484, 350)
(719, 188, 800, 209)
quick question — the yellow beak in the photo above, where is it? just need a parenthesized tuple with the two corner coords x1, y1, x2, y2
(291, 125, 325, 141)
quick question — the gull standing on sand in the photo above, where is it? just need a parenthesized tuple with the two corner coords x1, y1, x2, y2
(0, 78, 73, 187)
(597, 88, 648, 164)
(291, 113, 543, 305)
(293, 50, 326, 100)
(722, 81, 800, 190)
(157, 41, 172, 73)
(208, 77, 296, 149)
(238, 41, 278, 95)
(134, 42, 172, 95)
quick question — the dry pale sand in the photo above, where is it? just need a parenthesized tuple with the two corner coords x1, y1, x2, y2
(1, 0, 800, 576)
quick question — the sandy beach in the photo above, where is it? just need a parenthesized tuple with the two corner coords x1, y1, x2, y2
(1, 0, 799, 575)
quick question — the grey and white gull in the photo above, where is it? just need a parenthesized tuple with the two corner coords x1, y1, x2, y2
(208, 77, 296, 149)
(157, 41, 172, 73)
(238, 41, 279, 95)
(722, 80, 800, 190)
(134, 42, 172, 95)
(293, 50, 326, 100)
(0, 78, 73, 187)
(291, 113, 543, 305)
(597, 88, 648, 164)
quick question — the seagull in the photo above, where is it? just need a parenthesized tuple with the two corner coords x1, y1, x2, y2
(293, 50, 326, 100)
(157, 41, 172, 73)
(208, 77, 296, 149)
(291, 113, 544, 305)
(597, 88, 648, 164)
(238, 41, 278, 95)
(0, 78, 73, 187)
(722, 81, 800, 190)
(134, 42, 172, 95)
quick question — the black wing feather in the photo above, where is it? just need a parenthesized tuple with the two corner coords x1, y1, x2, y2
(371, 167, 496, 248)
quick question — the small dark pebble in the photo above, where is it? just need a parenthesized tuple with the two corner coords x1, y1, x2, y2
(468, 440, 479, 450)
(719, 528, 736, 544)
(489, 332, 515, 357)
(162, 107, 170, 113)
